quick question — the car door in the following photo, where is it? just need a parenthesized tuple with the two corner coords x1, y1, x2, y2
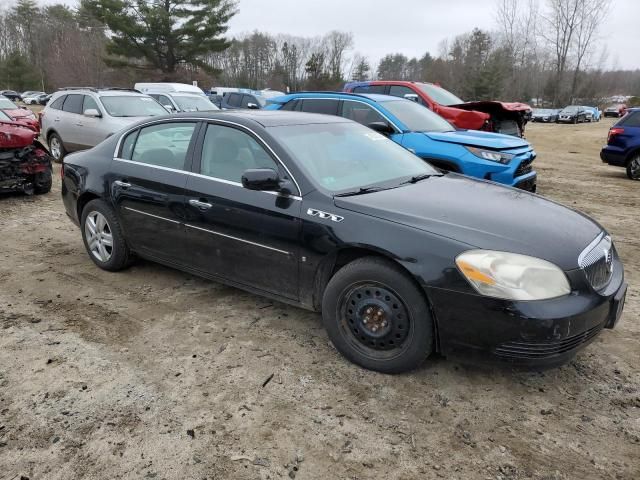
(110, 120, 200, 265)
(59, 94, 85, 150)
(182, 121, 301, 299)
(76, 95, 105, 148)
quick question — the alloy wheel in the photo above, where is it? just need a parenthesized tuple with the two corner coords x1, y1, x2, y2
(84, 211, 114, 262)
(629, 156, 640, 180)
(49, 137, 61, 160)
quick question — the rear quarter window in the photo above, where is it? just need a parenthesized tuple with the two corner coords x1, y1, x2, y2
(49, 95, 66, 110)
(619, 111, 640, 127)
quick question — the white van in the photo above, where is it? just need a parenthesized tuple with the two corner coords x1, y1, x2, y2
(134, 83, 218, 112)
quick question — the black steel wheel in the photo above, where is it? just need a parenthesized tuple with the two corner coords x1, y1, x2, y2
(322, 256, 434, 373)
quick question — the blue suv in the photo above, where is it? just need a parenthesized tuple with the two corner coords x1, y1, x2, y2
(266, 93, 537, 191)
(601, 107, 640, 180)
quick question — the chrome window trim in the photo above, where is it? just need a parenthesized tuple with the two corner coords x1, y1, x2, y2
(112, 116, 302, 196)
(185, 223, 290, 255)
(112, 158, 301, 201)
(123, 206, 180, 224)
(291, 96, 402, 133)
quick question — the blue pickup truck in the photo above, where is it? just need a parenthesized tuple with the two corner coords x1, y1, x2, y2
(266, 92, 537, 191)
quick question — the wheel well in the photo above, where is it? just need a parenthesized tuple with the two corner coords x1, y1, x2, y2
(76, 192, 100, 221)
(46, 129, 58, 142)
(313, 247, 440, 351)
(625, 148, 640, 163)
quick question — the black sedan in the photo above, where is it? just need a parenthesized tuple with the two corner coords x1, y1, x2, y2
(558, 106, 589, 124)
(61, 111, 627, 373)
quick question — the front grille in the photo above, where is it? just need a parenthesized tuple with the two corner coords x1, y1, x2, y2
(515, 158, 533, 177)
(579, 235, 613, 291)
(495, 324, 603, 359)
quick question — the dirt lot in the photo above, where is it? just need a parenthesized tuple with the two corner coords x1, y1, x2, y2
(0, 119, 638, 480)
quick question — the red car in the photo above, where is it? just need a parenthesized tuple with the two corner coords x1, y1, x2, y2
(0, 109, 52, 195)
(0, 95, 40, 132)
(604, 104, 627, 118)
(343, 81, 531, 137)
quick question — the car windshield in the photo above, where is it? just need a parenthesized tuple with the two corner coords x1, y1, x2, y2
(173, 94, 219, 111)
(382, 99, 454, 132)
(0, 97, 18, 109)
(417, 83, 464, 106)
(269, 122, 439, 194)
(562, 106, 580, 113)
(534, 109, 552, 114)
(100, 96, 168, 117)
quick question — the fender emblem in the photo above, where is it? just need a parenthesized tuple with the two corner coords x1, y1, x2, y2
(306, 208, 344, 223)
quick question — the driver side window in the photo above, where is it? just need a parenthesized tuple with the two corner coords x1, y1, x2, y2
(200, 124, 278, 183)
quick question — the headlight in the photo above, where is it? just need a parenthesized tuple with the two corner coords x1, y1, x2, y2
(455, 250, 570, 300)
(465, 147, 515, 164)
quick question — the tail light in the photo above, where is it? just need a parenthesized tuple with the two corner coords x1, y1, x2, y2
(608, 127, 624, 143)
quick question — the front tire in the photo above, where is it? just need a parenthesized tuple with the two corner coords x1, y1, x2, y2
(627, 154, 640, 180)
(33, 170, 52, 194)
(81, 199, 133, 271)
(48, 133, 66, 163)
(322, 257, 434, 374)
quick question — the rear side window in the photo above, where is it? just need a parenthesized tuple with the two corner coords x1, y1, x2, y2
(352, 85, 386, 94)
(619, 111, 640, 127)
(300, 99, 340, 116)
(49, 95, 66, 110)
(120, 129, 139, 159)
(130, 122, 197, 170)
(62, 94, 84, 114)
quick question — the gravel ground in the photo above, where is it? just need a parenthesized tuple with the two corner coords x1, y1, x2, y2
(0, 118, 638, 480)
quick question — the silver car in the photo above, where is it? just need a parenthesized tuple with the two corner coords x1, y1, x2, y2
(41, 88, 168, 162)
(145, 91, 219, 113)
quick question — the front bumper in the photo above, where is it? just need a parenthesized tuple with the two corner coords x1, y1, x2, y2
(427, 278, 627, 368)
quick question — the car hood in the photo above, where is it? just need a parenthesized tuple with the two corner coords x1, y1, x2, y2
(423, 129, 529, 150)
(334, 174, 602, 270)
(3, 107, 34, 120)
(451, 100, 531, 114)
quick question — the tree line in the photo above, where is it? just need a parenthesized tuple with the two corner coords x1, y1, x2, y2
(0, 0, 638, 106)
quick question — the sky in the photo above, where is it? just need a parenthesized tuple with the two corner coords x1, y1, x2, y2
(225, 0, 639, 70)
(32, 0, 640, 70)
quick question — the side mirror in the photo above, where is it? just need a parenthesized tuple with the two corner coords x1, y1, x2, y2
(242, 168, 281, 191)
(84, 108, 101, 117)
(367, 121, 394, 136)
(404, 93, 419, 103)
(247, 102, 260, 109)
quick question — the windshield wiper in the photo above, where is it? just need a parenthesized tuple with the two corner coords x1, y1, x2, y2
(334, 186, 391, 197)
(400, 173, 440, 185)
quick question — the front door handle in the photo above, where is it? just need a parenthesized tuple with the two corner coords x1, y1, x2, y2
(189, 199, 212, 210)
(114, 180, 131, 188)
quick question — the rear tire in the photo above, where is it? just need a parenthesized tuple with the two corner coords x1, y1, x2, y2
(48, 133, 65, 163)
(626, 154, 640, 180)
(80, 199, 133, 271)
(322, 256, 434, 373)
(33, 169, 52, 194)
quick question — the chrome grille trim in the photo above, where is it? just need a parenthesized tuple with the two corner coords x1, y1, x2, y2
(578, 234, 613, 291)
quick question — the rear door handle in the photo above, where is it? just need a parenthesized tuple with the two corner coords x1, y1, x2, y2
(189, 199, 212, 210)
(114, 180, 131, 188)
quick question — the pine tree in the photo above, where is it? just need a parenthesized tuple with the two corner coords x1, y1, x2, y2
(82, 0, 236, 74)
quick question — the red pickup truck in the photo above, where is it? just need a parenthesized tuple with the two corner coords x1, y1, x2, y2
(343, 81, 532, 137)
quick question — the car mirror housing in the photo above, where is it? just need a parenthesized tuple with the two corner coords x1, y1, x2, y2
(84, 108, 101, 118)
(367, 121, 394, 136)
(247, 102, 260, 109)
(242, 168, 281, 192)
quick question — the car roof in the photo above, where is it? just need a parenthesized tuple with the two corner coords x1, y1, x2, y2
(168, 110, 351, 127)
(272, 92, 402, 104)
(52, 88, 148, 97)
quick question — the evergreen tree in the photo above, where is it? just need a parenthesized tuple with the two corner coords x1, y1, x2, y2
(82, 0, 236, 74)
